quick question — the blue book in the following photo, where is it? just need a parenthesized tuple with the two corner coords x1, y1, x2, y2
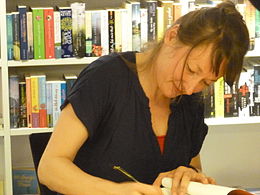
(6, 14, 14, 60)
(60, 81, 67, 105)
(59, 7, 73, 58)
(12, 12, 20, 60)
(18, 6, 28, 60)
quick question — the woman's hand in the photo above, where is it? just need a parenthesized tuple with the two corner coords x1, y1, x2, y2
(116, 182, 164, 195)
(153, 166, 216, 195)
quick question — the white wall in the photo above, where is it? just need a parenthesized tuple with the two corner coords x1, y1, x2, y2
(201, 123, 260, 188)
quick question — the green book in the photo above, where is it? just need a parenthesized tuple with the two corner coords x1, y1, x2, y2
(256, 9, 260, 38)
(32, 8, 45, 59)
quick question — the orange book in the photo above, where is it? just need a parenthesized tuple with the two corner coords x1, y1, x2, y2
(25, 76, 32, 128)
(44, 8, 55, 59)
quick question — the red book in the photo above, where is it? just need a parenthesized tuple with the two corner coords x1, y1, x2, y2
(44, 8, 55, 59)
(25, 76, 32, 128)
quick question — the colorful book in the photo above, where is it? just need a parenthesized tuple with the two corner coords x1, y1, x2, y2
(245, 0, 256, 50)
(38, 75, 47, 127)
(91, 11, 102, 57)
(6, 13, 14, 60)
(26, 12, 34, 59)
(131, 1, 141, 51)
(25, 75, 32, 128)
(146, 0, 157, 42)
(71, 2, 86, 58)
(60, 7, 73, 58)
(214, 77, 224, 118)
(12, 12, 20, 61)
(18, 5, 28, 60)
(46, 81, 53, 127)
(30, 75, 40, 128)
(9, 75, 20, 128)
(32, 8, 45, 59)
(19, 82, 27, 128)
(108, 9, 116, 53)
(61, 81, 67, 105)
(85, 10, 92, 57)
(54, 11, 62, 58)
(44, 8, 55, 59)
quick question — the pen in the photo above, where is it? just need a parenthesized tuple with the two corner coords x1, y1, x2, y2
(113, 166, 139, 183)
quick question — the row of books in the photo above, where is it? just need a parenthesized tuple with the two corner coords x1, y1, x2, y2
(7, 0, 260, 61)
(9, 74, 77, 128)
(203, 66, 260, 118)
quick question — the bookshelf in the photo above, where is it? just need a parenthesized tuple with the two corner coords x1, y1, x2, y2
(0, 0, 259, 194)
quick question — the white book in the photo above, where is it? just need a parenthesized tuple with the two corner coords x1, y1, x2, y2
(54, 11, 61, 58)
(121, 8, 129, 52)
(140, 8, 148, 51)
(26, 12, 34, 59)
(85, 10, 92, 56)
(52, 81, 62, 126)
(125, 2, 133, 51)
(101, 10, 109, 55)
(115, 9, 123, 52)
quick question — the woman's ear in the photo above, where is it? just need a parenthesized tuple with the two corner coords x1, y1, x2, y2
(164, 24, 180, 46)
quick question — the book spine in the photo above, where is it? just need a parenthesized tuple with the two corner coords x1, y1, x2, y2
(60, 81, 66, 105)
(238, 72, 250, 117)
(245, 0, 256, 50)
(60, 8, 73, 58)
(231, 82, 239, 117)
(18, 6, 28, 60)
(125, 3, 133, 51)
(52, 82, 61, 126)
(85, 11, 92, 57)
(25, 76, 32, 128)
(161, 1, 173, 32)
(121, 9, 128, 52)
(32, 8, 45, 59)
(132, 3, 141, 52)
(214, 77, 224, 118)
(26, 12, 34, 59)
(101, 10, 109, 55)
(157, 6, 164, 41)
(256, 9, 260, 38)
(9, 75, 20, 128)
(147, 1, 157, 42)
(91, 11, 102, 57)
(224, 81, 233, 117)
(12, 12, 20, 61)
(19, 82, 27, 127)
(173, 3, 182, 22)
(46, 82, 53, 127)
(44, 8, 55, 59)
(108, 10, 115, 54)
(6, 14, 14, 60)
(38, 75, 47, 127)
(31, 76, 39, 128)
(54, 11, 62, 58)
(140, 8, 148, 51)
(71, 3, 86, 58)
(115, 10, 123, 52)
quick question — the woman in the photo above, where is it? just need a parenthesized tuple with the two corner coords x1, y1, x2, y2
(38, 1, 249, 195)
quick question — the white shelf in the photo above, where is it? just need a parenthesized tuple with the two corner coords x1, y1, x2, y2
(8, 57, 98, 67)
(10, 128, 53, 136)
(205, 116, 260, 126)
(246, 50, 260, 57)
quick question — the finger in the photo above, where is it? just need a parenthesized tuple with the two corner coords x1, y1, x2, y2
(207, 177, 216, 184)
(178, 171, 192, 195)
(192, 173, 208, 184)
(153, 174, 165, 187)
(171, 171, 183, 195)
(137, 183, 163, 195)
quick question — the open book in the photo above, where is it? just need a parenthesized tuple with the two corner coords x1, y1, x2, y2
(161, 178, 254, 195)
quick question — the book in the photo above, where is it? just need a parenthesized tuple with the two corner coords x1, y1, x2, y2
(85, 10, 92, 57)
(214, 77, 224, 118)
(32, 8, 45, 59)
(256, 9, 260, 38)
(203, 84, 215, 118)
(38, 75, 47, 127)
(26, 12, 34, 59)
(19, 82, 27, 128)
(46, 81, 53, 127)
(120, 8, 129, 52)
(157, 6, 164, 41)
(115, 9, 123, 52)
(71, 2, 86, 58)
(12, 12, 20, 61)
(91, 11, 102, 57)
(6, 13, 14, 60)
(101, 10, 109, 55)
(140, 8, 148, 50)
(25, 75, 32, 128)
(108, 9, 116, 53)
(18, 5, 28, 60)
(245, 0, 256, 50)
(161, 177, 254, 195)
(12, 167, 39, 195)
(54, 11, 62, 58)
(158, 1, 173, 34)
(131, 1, 141, 51)
(52, 81, 62, 126)
(173, 3, 182, 22)
(44, 8, 55, 59)
(30, 75, 40, 128)
(9, 75, 20, 128)
(60, 7, 73, 58)
(63, 73, 77, 96)
(146, 0, 157, 42)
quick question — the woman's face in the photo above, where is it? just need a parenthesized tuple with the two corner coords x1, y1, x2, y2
(154, 43, 225, 99)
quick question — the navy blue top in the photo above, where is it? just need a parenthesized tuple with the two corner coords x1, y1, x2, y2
(61, 52, 208, 184)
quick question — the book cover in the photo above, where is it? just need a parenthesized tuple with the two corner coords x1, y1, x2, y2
(54, 11, 62, 58)
(46, 81, 53, 127)
(108, 9, 116, 54)
(52, 81, 61, 126)
(131, 2, 141, 52)
(12, 167, 39, 195)
(9, 75, 20, 128)
(60, 7, 73, 58)
(30, 75, 40, 128)
(12, 12, 20, 61)
(6, 13, 14, 60)
(140, 8, 148, 50)
(44, 8, 55, 59)
(146, 0, 157, 42)
(25, 75, 32, 128)
(91, 11, 102, 57)
(32, 8, 45, 59)
(26, 12, 34, 59)
(38, 75, 47, 127)
(214, 77, 224, 118)
(71, 2, 86, 58)
(85, 10, 92, 57)
(19, 82, 27, 128)
(18, 5, 28, 60)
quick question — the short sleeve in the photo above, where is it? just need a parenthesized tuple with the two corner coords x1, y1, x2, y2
(190, 98, 208, 158)
(60, 60, 112, 139)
